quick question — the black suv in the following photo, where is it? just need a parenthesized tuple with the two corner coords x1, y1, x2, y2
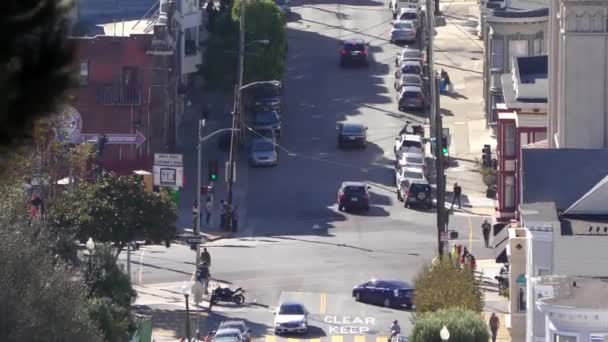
(340, 39, 369, 67)
(338, 182, 371, 212)
(398, 179, 432, 209)
(337, 122, 367, 148)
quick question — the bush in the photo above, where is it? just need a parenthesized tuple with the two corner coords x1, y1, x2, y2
(480, 166, 497, 188)
(413, 257, 484, 313)
(410, 308, 490, 342)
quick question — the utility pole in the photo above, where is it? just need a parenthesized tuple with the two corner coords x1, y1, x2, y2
(427, 0, 446, 257)
(195, 119, 206, 264)
(227, 0, 245, 209)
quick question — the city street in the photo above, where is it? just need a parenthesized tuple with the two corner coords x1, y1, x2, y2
(127, 0, 498, 341)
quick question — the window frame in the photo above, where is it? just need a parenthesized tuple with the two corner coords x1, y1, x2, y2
(491, 38, 505, 69)
(503, 123, 516, 157)
(504, 175, 515, 209)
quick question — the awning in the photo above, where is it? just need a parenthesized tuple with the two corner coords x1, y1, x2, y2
(495, 237, 508, 264)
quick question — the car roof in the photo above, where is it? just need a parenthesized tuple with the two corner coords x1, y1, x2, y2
(394, 20, 414, 25)
(343, 38, 366, 45)
(401, 74, 422, 80)
(402, 60, 422, 66)
(400, 85, 423, 92)
(402, 165, 424, 172)
(220, 320, 246, 326)
(399, 7, 418, 13)
(216, 328, 242, 334)
(341, 181, 367, 187)
(400, 151, 425, 158)
(410, 178, 430, 185)
(402, 47, 421, 53)
(402, 134, 423, 142)
(340, 122, 365, 128)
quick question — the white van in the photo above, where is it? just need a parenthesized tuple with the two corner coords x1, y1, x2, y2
(390, 0, 420, 17)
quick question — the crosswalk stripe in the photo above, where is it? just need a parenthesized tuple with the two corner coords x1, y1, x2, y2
(331, 336, 344, 342)
(265, 336, 277, 342)
(287, 338, 299, 342)
(354, 335, 366, 342)
(376, 337, 388, 342)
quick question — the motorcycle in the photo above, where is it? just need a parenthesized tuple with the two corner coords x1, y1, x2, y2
(210, 286, 245, 305)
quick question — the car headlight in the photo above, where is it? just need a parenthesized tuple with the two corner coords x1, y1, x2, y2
(300, 321, 307, 327)
(275, 322, 280, 327)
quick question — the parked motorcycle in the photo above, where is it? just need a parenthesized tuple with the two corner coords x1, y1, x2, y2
(210, 286, 245, 305)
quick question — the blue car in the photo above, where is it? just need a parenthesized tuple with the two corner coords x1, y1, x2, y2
(352, 280, 415, 309)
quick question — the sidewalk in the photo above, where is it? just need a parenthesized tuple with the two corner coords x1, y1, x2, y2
(432, 1, 496, 217)
(477, 259, 512, 342)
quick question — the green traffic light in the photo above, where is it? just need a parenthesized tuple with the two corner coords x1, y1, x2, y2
(211, 174, 217, 180)
(442, 147, 448, 155)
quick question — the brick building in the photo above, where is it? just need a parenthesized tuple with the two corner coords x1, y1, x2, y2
(69, 23, 176, 174)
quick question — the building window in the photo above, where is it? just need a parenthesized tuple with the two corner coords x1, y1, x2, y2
(537, 267, 550, 276)
(504, 124, 516, 156)
(590, 334, 608, 342)
(533, 131, 547, 142)
(533, 38, 543, 55)
(79, 60, 89, 85)
(553, 334, 577, 342)
(508, 39, 529, 61)
(504, 175, 515, 208)
(491, 39, 505, 69)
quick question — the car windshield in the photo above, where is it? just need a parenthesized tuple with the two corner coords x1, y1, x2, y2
(406, 157, 423, 164)
(403, 91, 422, 98)
(403, 76, 421, 85)
(216, 330, 240, 338)
(403, 140, 422, 149)
(403, 171, 423, 179)
(253, 140, 274, 152)
(404, 50, 421, 58)
(279, 304, 304, 315)
(411, 184, 429, 192)
(342, 124, 364, 134)
(255, 112, 279, 124)
(402, 65, 421, 74)
(343, 186, 365, 194)
(394, 22, 413, 29)
(400, 12, 417, 20)
(345, 43, 365, 51)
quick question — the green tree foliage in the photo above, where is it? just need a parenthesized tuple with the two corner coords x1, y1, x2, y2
(51, 173, 178, 257)
(409, 308, 490, 342)
(0, 225, 103, 342)
(203, 0, 287, 89)
(0, 0, 76, 163)
(413, 257, 484, 313)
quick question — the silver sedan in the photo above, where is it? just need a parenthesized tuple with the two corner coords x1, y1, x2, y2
(249, 138, 278, 167)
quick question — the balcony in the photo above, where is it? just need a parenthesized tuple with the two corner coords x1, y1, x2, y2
(96, 84, 142, 106)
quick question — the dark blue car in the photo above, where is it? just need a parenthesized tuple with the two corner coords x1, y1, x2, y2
(352, 280, 415, 309)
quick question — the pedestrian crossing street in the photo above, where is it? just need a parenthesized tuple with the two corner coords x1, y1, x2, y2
(258, 335, 391, 342)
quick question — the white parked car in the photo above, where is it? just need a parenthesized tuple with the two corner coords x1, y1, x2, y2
(394, 133, 424, 157)
(395, 60, 423, 78)
(214, 328, 244, 342)
(396, 8, 420, 28)
(395, 165, 426, 189)
(390, 20, 417, 43)
(395, 74, 423, 90)
(217, 320, 251, 342)
(390, 0, 421, 17)
(274, 302, 309, 335)
(395, 47, 424, 67)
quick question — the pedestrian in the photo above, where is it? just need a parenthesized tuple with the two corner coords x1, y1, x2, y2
(451, 182, 462, 209)
(482, 219, 491, 247)
(196, 262, 210, 295)
(192, 200, 199, 229)
(205, 197, 213, 225)
(489, 312, 500, 342)
(460, 246, 469, 266)
(450, 244, 459, 263)
(201, 247, 211, 267)
(466, 254, 477, 270)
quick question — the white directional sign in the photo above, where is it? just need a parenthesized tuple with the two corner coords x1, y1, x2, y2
(154, 153, 183, 167)
(186, 236, 204, 244)
(153, 153, 184, 187)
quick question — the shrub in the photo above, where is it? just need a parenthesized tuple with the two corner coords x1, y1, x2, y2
(410, 308, 490, 342)
(413, 257, 484, 313)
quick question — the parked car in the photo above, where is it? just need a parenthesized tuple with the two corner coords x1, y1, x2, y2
(244, 81, 282, 113)
(338, 181, 371, 212)
(337, 122, 367, 148)
(274, 302, 309, 335)
(394, 74, 423, 90)
(397, 85, 426, 111)
(340, 38, 369, 67)
(395, 47, 424, 67)
(390, 0, 420, 17)
(249, 137, 278, 166)
(217, 320, 251, 342)
(396, 151, 426, 174)
(390, 20, 417, 44)
(352, 279, 415, 308)
(253, 111, 281, 137)
(395, 165, 425, 188)
(394, 133, 424, 157)
(395, 60, 423, 78)
(213, 328, 244, 342)
(396, 8, 420, 28)
(398, 178, 432, 208)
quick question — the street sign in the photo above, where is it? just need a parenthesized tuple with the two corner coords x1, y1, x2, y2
(72, 131, 147, 147)
(186, 236, 204, 244)
(153, 165, 184, 187)
(154, 153, 183, 167)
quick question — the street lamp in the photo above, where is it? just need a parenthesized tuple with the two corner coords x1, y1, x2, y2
(86, 237, 95, 270)
(182, 285, 192, 342)
(440, 325, 450, 341)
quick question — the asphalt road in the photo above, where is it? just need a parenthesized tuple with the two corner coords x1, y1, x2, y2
(123, 1, 496, 341)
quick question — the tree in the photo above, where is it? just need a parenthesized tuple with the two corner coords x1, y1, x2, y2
(0, 0, 76, 164)
(202, 0, 287, 89)
(413, 257, 484, 313)
(409, 308, 490, 342)
(0, 223, 103, 342)
(50, 173, 178, 258)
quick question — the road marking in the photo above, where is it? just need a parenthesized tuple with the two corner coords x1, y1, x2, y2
(309, 339, 321, 342)
(468, 216, 473, 251)
(320, 292, 327, 314)
(331, 336, 344, 342)
(265, 335, 277, 342)
(287, 338, 299, 342)
(138, 250, 145, 285)
(355, 335, 366, 342)
(376, 337, 388, 342)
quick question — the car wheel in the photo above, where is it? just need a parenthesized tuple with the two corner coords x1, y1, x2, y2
(355, 292, 361, 301)
(384, 298, 391, 307)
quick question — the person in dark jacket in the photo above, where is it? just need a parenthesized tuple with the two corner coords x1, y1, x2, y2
(482, 219, 491, 247)
(451, 182, 462, 209)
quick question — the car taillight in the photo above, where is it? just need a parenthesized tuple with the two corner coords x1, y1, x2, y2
(341, 49, 346, 55)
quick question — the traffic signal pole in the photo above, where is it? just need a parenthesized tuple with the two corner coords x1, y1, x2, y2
(195, 119, 206, 265)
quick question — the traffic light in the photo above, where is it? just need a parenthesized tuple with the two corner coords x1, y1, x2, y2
(482, 144, 492, 167)
(441, 135, 449, 156)
(208, 160, 218, 181)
